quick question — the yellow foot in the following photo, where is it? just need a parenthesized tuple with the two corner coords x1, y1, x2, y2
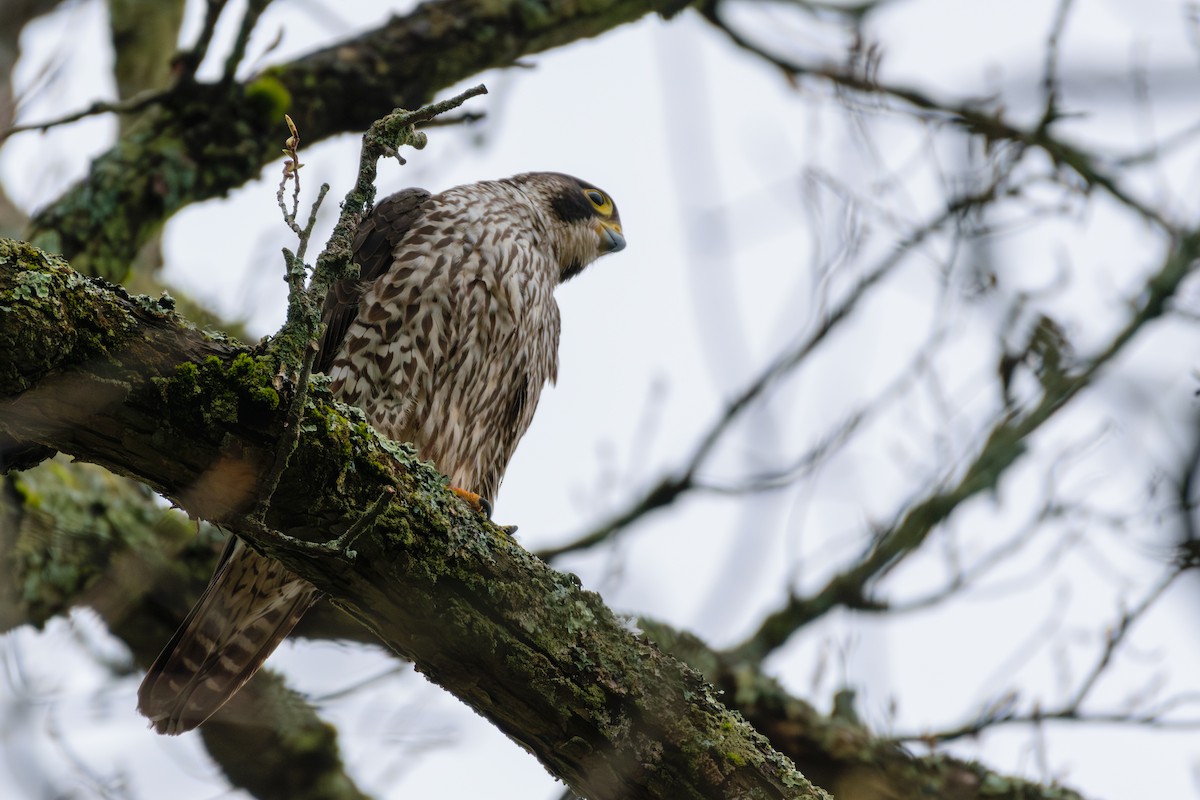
(450, 486, 492, 518)
(449, 488, 517, 535)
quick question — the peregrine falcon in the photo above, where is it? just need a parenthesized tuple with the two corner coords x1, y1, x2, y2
(138, 172, 625, 734)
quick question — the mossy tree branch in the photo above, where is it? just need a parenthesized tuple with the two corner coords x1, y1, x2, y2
(1, 454, 1095, 800)
(0, 456, 371, 800)
(643, 622, 1086, 800)
(23, 0, 695, 282)
(0, 333, 1103, 800)
(0, 239, 824, 800)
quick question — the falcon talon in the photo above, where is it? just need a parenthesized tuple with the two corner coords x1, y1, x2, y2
(449, 486, 491, 517)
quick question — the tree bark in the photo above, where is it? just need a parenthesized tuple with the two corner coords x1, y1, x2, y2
(25, 0, 695, 282)
(0, 238, 825, 800)
(0, 456, 372, 800)
(0, 453, 1090, 800)
(643, 622, 1086, 800)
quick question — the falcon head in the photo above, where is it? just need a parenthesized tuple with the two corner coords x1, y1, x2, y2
(509, 172, 625, 282)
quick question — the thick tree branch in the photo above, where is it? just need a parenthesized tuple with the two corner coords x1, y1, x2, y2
(2, 449, 1111, 800)
(0, 456, 371, 800)
(22, 0, 694, 281)
(642, 621, 1086, 800)
(199, 670, 373, 800)
(0, 239, 824, 800)
(0, 457, 374, 647)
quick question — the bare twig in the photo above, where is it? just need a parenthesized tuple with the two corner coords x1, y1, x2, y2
(0, 88, 169, 144)
(253, 86, 488, 522)
(275, 113, 322, 246)
(1064, 565, 1186, 711)
(888, 563, 1197, 745)
(1114, 115, 1200, 168)
(248, 486, 396, 558)
(725, 224, 1200, 664)
(539, 177, 1009, 561)
(221, 0, 273, 83)
(1035, 0, 1077, 133)
(176, 0, 229, 80)
(254, 115, 328, 519)
(322, 485, 396, 556)
(702, 0, 1175, 232)
(420, 111, 487, 128)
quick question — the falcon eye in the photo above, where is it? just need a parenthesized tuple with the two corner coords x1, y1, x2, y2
(583, 189, 612, 215)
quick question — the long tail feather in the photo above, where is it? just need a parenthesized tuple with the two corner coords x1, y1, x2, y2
(137, 537, 321, 735)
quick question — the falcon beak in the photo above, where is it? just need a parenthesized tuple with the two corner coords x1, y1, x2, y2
(596, 220, 626, 253)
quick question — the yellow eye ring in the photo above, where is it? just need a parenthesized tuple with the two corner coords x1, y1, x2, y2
(584, 189, 613, 215)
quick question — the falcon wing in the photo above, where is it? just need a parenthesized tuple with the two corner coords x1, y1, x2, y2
(315, 188, 433, 374)
(137, 191, 434, 735)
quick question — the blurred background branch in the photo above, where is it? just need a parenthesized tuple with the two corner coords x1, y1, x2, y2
(4, 0, 1200, 797)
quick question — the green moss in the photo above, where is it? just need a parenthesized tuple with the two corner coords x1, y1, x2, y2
(0, 238, 138, 394)
(245, 73, 293, 121)
(271, 395, 435, 539)
(228, 352, 281, 410)
(514, 0, 553, 27)
(305, 400, 357, 461)
(10, 457, 223, 626)
(154, 352, 280, 428)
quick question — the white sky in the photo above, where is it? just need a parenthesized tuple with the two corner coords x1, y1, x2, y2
(4, 0, 1200, 798)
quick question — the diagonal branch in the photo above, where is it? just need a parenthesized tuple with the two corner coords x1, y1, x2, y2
(642, 620, 1087, 800)
(727, 225, 1200, 664)
(22, 0, 696, 282)
(0, 239, 826, 800)
(0, 457, 372, 800)
(701, 0, 1173, 231)
(539, 178, 1009, 560)
(0, 391, 1117, 800)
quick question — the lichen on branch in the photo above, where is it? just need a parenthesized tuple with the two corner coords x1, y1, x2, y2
(0, 238, 825, 800)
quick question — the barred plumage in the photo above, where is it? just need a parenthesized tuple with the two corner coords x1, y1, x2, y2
(138, 172, 624, 734)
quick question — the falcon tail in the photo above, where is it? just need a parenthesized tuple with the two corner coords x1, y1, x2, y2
(137, 537, 321, 735)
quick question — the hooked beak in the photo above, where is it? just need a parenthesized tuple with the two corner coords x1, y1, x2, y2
(597, 220, 626, 253)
